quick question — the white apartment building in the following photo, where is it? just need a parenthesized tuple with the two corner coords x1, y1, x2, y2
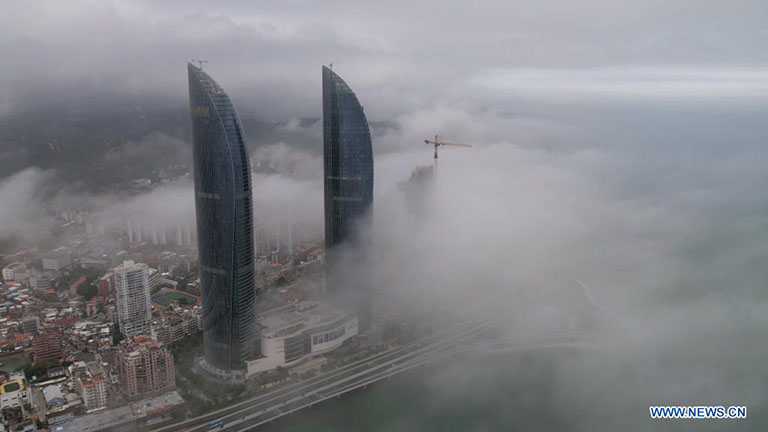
(42, 247, 73, 272)
(76, 374, 108, 411)
(114, 261, 152, 338)
(2, 262, 28, 283)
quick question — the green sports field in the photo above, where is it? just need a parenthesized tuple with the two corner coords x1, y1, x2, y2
(151, 290, 199, 308)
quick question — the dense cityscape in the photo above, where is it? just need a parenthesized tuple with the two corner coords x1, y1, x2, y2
(0, 62, 402, 431)
(2, 1, 767, 431)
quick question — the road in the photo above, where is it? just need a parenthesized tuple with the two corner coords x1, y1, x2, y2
(159, 311, 513, 432)
(221, 332, 594, 432)
(163, 323, 591, 432)
(159, 274, 599, 431)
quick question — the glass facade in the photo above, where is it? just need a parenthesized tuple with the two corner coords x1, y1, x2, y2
(284, 334, 311, 363)
(322, 66, 374, 249)
(312, 326, 346, 345)
(322, 66, 374, 330)
(188, 63, 257, 372)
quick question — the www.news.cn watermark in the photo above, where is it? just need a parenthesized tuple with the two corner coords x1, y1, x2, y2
(649, 406, 747, 419)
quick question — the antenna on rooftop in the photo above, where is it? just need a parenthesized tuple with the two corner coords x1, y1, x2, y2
(191, 59, 209, 70)
(329, 62, 333, 70)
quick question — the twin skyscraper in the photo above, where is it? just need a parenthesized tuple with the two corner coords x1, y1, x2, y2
(188, 63, 373, 380)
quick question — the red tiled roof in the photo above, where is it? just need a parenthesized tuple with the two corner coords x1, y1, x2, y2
(54, 317, 81, 326)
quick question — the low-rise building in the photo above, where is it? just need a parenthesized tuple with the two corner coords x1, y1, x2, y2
(97, 273, 113, 297)
(53, 390, 185, 432)
(42, 247, 73, 272)
(43, 384, 66, 410)
(0, 372, 30, 409)
(2, 262, 28, 284)
(245, 301, 358, 376)
(21, 315, 40, 334)
(68, 321, 113, 353)
(43, 384, 80, 425)
(68, 276, 87, 297)
(150, 307, 201, 346)
(29, 271, 58, 291)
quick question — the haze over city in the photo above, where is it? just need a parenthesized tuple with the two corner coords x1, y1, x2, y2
(0, 1, 766, 431)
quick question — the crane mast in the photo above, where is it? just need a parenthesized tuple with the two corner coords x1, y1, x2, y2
(423, 134, 471, 170)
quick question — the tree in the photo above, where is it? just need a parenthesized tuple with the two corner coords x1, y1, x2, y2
(24, 358, 60, 380)
(276, 366, 289, 380)
(77, 283, 98, 300)
(112, 324, 124, 344)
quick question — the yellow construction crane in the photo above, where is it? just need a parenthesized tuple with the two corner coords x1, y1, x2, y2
(424, 134, 471, 169)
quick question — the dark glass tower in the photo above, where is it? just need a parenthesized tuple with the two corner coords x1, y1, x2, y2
(322, 66, 374, 330)
(188, 63, 257, 373)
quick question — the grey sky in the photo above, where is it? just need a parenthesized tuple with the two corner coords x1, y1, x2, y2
(2, 2, 767, 429)
(3, 0, 768, 118)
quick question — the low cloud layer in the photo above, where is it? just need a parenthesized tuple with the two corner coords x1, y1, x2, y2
(2, 97, 766, 429)
(346, 102, 766, 430)
(2, 1, 767, 429)
(0, 168, 55, 241)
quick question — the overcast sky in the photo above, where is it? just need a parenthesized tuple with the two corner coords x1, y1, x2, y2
(2, 0, 768, 118)
(2, 2, 768, 430)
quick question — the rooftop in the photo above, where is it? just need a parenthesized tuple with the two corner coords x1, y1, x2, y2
(257, 301, 351, 339)
(0, 380, 23, 393)
(53, 391, 184, 432)
(120, 335, 167, 353)
(43, 384, 64, 402)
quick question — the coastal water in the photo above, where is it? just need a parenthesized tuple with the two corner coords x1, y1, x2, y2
(261, 351, 586, 432)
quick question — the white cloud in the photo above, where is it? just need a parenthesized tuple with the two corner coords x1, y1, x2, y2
(472, 67, 768, 99)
